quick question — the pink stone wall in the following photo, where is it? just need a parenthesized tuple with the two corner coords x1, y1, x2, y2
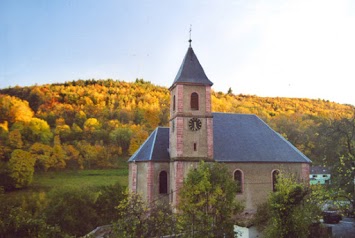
(176, 117, 184, 157)
(177, 85, 183, 113)
(175, 161, 184, 206)
(301, 163, 310, 183)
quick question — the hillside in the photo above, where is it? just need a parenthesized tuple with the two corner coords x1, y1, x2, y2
(1, 79, 354, 190)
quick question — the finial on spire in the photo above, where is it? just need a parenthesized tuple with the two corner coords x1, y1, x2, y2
(188, 24, 192, 47)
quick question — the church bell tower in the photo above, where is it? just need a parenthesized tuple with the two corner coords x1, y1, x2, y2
(169, 40, 214, 206)
(169, 41, 214, 161)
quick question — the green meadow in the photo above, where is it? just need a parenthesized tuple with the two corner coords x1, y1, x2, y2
(32, 169, 128, 189)
(5, 168, 128, 200)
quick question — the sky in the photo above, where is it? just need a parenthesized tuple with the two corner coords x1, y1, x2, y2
(1, 0, 355, 106)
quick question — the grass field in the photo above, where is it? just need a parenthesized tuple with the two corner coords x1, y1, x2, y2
(32, 169, 128, 189)
(6, 168, 129, 199)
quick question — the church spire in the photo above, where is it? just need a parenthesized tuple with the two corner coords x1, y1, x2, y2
(189, 25, 192, 48)
(171, 33, 213, 88)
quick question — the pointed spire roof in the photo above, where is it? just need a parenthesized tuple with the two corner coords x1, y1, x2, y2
(171, 46, 213, 87)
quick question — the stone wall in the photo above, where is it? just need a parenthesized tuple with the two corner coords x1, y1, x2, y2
(129, 160, 310, 212)
(129, 161, 170, 204)
(226, 162, 310, 211)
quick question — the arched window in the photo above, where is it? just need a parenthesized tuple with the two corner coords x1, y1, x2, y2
(173, 95, 176, 111)
(272, 170, 280, 192)
(234, 170, 243, 194)
(190, 92, 199, 110)
(159, 171, 168, 194)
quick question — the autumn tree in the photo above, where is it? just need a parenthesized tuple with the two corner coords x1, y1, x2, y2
(1, 79, 355, 173)
(5, 149, 36, 190)
(0, 94, 34, 125)
(128, 126, 149, 155)
(83, 117, 101, 143)
(30, 142, 53, 172)
(26, 118, 53, 144)
(63, 144, 83, 170)
(8, 129, 23, 149)
(50, 136, 66, 170)
(177, 161, 243, 238)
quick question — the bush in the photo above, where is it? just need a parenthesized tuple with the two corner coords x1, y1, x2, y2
(0, 190, 63, 238)
(95, 182, 126, 224)
(44, 187, 100, 236)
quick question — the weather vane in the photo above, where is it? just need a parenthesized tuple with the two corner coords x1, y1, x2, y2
(189, 24, 192, 47)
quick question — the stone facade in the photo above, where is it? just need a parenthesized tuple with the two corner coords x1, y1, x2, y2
(227, 162, 309, 211)
(129, 160, 310, 211)
(129, 161, 170, 204)
(127, 45, 311, 212)
(169, 84, 213, 161)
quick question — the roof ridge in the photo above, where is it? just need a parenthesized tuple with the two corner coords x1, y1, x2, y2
(213, 112, 257, 116)
(128, 127, 158, 162)
(148, 127, 159, 161)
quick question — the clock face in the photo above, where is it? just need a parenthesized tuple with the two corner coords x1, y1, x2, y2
(189, 118, 202, 131)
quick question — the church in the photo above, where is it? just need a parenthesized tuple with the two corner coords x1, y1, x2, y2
(128, 42, 311, 212)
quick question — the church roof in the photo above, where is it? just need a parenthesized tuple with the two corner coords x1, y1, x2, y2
(213, 113, 311, 163)
(128, 127, 170, 162)
(171, 46, 213, 87)
(128, 113, 311, 164)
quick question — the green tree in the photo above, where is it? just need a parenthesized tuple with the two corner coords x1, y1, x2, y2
(114, 191, 149, 237)
(227, 87, 233, 95)
(50, 136, 66, 170)
(114, 190, 175, 238)
(0, 190, 63, 238)
(63, 144, 83, 170)
(77, 141, 98, 169)
(95, 183, 126, 224)
(45, 187, 100, 236)
(110, 127, 132, 155)
(26, 118, 53, 144)
(177, 161, 243, 238)
(8, 129, 23, 149)
(30, 143, 53, 172)
(324, 113, 355, 194)
(260, 174, 321, 238)
(6, 149, 36, 189)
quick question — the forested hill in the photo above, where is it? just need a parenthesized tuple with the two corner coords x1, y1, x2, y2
(1, 79, 354, 190)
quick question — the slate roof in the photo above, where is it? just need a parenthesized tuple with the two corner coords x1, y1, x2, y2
(213, 113, 311, 163)
(128, 113, 311, 163)
(310, 166, 330, 174)
(128, 127, 170, 162)
(171, 46, 213, 87)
